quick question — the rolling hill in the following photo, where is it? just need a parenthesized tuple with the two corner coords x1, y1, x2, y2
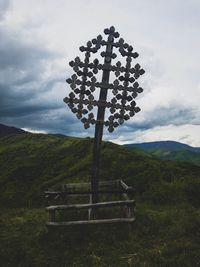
(1, 124, 200, 266)
(124, 141, 200, 166)
(0, 123, 28, 137)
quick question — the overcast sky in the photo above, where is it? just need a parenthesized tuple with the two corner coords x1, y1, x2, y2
(0, 0, 200, 146)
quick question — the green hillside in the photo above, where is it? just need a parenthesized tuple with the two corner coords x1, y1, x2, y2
(124, 141, 200, 166)
(1, 133, 200, 266)
(149, 149, 200, 167)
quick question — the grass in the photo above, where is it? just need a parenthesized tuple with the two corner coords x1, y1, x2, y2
(1, 203, 200, 267)
(0, 133, 200, 266)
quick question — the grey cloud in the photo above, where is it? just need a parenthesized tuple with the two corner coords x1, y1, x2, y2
(0, 102, 61, 118)
(0, 28, 56, 84)
(103, 106, 198, 142)
(0, 0, 10, 21)
(0, 107, 82, 136)
(0, 23, 71, 134)
(131, 107, 197, 130)
(142, 108, 194, 127)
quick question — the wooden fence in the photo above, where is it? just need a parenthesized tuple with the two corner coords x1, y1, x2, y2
(45, 180, 135, 226)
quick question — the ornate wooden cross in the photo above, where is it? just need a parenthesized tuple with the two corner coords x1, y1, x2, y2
(64, 26, 145, 203)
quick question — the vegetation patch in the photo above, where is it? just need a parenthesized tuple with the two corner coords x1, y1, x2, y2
(0, 134, 200, 266)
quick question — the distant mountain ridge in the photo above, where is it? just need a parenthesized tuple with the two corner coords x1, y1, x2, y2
(0, 123, 28, 137)
(124, 140, 200, 153)
(124, 140, 200, 166)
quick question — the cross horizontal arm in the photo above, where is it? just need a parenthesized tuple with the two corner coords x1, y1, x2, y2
(67, 60, 145, 79)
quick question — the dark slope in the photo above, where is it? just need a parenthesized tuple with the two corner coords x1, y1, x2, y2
(0, 123, 28, 137)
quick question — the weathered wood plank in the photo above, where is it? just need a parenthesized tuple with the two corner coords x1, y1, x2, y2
(88, 194, 92, 220)
(45, 180, 133, 198)
(46, 200, 135, 211)
(119, 180, 134, 199)
(47, 217, 135, 226)
(45, 189, 134, 196)
(62, 180, 119, 189)
(119, 180, 131, 190)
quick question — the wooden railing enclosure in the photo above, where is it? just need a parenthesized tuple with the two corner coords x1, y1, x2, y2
(45, 180, 135, 226)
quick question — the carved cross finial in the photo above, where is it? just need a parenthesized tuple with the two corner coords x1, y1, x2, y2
(64, 26, 145, 132)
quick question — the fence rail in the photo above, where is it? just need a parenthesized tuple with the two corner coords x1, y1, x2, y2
(46, 180, 135, 226)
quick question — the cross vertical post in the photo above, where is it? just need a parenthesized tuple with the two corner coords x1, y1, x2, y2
(91, 33, 114, 203)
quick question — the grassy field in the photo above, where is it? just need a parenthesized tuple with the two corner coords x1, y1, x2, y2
(0, 133, 200, 266)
